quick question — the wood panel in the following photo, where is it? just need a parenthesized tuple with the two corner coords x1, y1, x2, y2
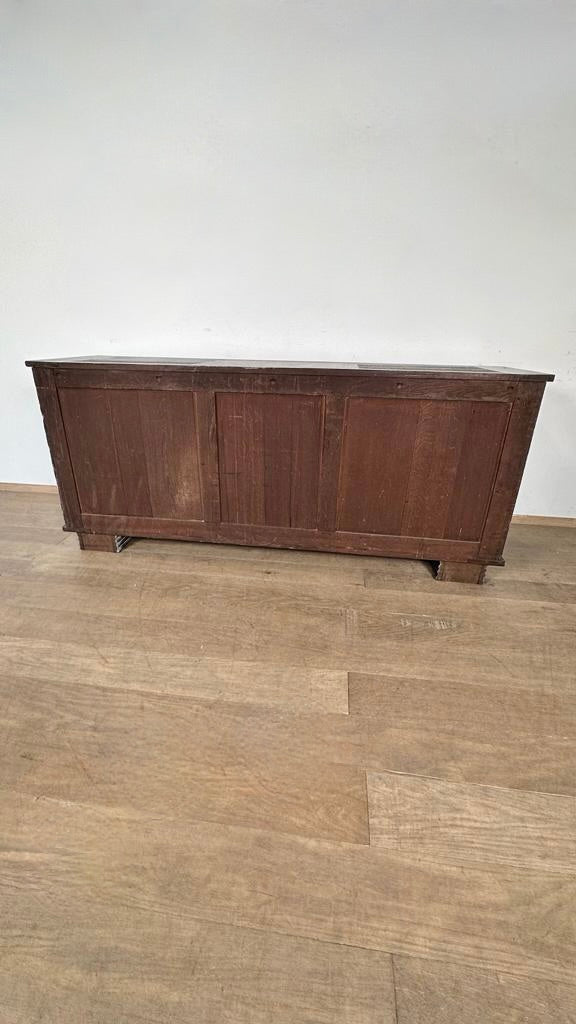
(216, 392, 324, 528)
(318, 394, 346, 531)
(138, 389, 203, 519)
(59, 387, 204, 520)
(444, 400, 511, 540)
(338, 397, 510, 540)
(400, 399, 469, 537)
(367, 772, 576, 872)
(393, 956, 576, 1024)
(338, 397, 422, 534)
(59, 387, 127, 515)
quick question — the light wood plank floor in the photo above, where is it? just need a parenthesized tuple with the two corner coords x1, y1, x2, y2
(1, 490, 575, 1022)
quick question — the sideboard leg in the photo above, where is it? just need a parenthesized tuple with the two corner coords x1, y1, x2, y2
(77, 533, 130, 553)
(436, 560, 487, 584)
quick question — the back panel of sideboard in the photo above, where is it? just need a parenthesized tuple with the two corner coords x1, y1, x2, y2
(51, 370, 519, 560)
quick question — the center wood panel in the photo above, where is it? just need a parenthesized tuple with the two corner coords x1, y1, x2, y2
(59, 388, 204, 520)
(216, 393, 324, 529)
(337, 397, 511, 540)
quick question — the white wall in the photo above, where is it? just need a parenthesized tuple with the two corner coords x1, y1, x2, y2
(1, 0, 575, 515)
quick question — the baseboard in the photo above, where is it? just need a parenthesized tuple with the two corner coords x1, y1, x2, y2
(511, 514, 576, 528)
(0, 482, 58, 493)
(1, 483, 574, 527)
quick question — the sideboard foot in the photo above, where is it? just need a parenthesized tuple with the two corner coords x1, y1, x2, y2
(77, 533, 130, 553)
(436, 560, 487, 584)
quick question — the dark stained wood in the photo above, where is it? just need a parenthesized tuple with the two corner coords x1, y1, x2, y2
(78, 533, 129, 552)
(108, 390, 153, 516)
(436, 560, 487, 583)
(28, 360, 553, 582)
(137, 390, 203, 520)
(59, 388, 127, 515)
(31, 369, 83, 531)
(49, 366, 523, 400)
(318, 394, 346, 531)
(194, 389, 222, 523)
(26, 355, 555, 380)
(59, 387, 204, 521)
(338, 397, 422, 534)
(400, 399, 469, 538)
(479, 381, 547, 561)
(79, 513, 483, 561)
(217, 392, 323, 528)
(338, 397, 510, 542)
(443, 401, 511, 540)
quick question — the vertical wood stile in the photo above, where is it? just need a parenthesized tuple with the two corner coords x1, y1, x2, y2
(318, 394, 347, 532)
(31, 367, 83, 530)
(479, 382, 546, 561)
(195, 390, 222, 524)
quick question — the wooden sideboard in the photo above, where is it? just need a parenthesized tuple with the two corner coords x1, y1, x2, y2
(27, 358, 553, 583)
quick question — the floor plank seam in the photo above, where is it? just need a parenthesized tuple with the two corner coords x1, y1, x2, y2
(365, 766, 576, 802)
(390, 954, 401, 1024)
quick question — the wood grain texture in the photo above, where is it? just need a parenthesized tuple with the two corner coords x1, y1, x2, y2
(2, 788, 575, 985)
(48, 364, 529, 397)
(0, 905, 396, 1024)
(30, 370, 83, 529)
(348, 673, 576, 794)
(367, 773, 576, 872)
(29, 360, 552, 578)
(2, 563, 576, 694)
(77, 512, 482, 561)
(0, 636, 349, 712)
(3, 648, 574, 798)
(479, 381, 547, 561)
(393, 956, 576, 1024)
(338, 397, 422, 534)
(59, 387, 129, 514)
(400, 399, 469, 538)
(59, 387, 205, 520)
(1, 492, 575, 1021)
(337, 397, 509, 542)
(318, 393, 346, 531)
(443, 400, 510, 541)
(26, 355, 554, 378)
(436, 560, 487, 583)
(0, 675, 368, 844)
(78, 532, 127, 551)
(138, 389, 204, 519)
(216, 392, 323, 528)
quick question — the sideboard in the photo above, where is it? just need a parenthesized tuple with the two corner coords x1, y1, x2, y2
(27, 358, 553, 583)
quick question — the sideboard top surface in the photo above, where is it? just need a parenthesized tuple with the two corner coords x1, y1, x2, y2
(25, 356, 554, 381)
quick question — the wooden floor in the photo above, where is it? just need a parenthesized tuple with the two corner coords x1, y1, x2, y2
(1, 490, 576, 1022)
